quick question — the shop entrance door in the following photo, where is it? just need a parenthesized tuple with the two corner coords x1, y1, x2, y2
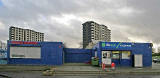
(102, 51, 111, 65)
(112, 51, 131, 66)
(112, 51, 121, 66)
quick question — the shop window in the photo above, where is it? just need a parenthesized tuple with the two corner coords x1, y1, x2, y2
(122, 51, 131, 59)
(112, 51, 120, 59)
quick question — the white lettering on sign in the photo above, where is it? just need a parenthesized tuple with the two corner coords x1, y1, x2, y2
(106, 43, 111, 46)
(120, 45, 132, 47)
(104, 43, 132, 48)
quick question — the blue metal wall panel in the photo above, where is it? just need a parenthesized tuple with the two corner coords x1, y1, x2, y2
(41, 42, 63, 65)
(7, 41, 63, 65)
(120, 59, 132, 66)
(64, 48, 92, 63)
(8, 59, 42, 65)
(132, 43, 152, 67)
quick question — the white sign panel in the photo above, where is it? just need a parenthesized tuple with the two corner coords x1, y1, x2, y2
(102, 51, 111, 65)
(102, 59, 111, 65)
(10, 47, 41, 59)
(134, 54, 143, 67)
(122, 51, 131, 59)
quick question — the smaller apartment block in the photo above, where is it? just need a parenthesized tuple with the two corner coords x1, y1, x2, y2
(9, 26, 44, 42)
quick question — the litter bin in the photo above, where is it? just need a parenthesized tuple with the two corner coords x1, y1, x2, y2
(91, 57, 99, 66)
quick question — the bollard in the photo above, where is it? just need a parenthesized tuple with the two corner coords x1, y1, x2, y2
(102, 63, 106, 70)
(111, 62, 115, 70)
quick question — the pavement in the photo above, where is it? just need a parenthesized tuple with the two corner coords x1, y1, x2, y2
(0, 62, 160, 76)
(53, 63, 160, 75)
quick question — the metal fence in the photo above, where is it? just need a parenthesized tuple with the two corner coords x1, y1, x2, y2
(0, 49, 7, 64)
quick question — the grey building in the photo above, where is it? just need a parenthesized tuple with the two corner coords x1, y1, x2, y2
(82, 21, 111, 48)
(9, 26, 44, 41)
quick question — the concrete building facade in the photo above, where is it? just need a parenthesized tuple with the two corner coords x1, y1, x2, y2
(82, 21, 111, 48)
(9, 26, 44, 42)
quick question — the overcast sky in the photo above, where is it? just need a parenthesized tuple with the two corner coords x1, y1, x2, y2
(0, 0, 160, 48)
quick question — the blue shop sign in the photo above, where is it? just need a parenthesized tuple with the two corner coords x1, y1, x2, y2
(101, 42, 132, 49)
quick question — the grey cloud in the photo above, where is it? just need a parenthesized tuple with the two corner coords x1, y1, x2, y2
(0, 0, 160, 47)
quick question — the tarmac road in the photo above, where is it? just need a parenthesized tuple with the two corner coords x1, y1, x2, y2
(0, 72, 160, 78)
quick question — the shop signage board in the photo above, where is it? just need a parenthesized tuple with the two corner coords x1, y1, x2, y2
(11, 41, 38, 45)
(101, 42, 132, 49)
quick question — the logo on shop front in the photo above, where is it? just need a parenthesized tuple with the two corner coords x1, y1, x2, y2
(102, 43, 106, 47)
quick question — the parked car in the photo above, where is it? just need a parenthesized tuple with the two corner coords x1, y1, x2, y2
(153, 58, 160, 63)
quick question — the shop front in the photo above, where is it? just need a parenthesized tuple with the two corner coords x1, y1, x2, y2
(93, 42, 152, 67)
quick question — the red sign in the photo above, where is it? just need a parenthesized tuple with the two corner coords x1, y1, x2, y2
(59, 45, 61, 48)
(11, 41, 38, 44)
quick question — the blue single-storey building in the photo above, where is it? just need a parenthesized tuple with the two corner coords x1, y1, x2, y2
(7, 40, 152, 67)
(92, 42, 152, 67)
(7, 41, 64, 65)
